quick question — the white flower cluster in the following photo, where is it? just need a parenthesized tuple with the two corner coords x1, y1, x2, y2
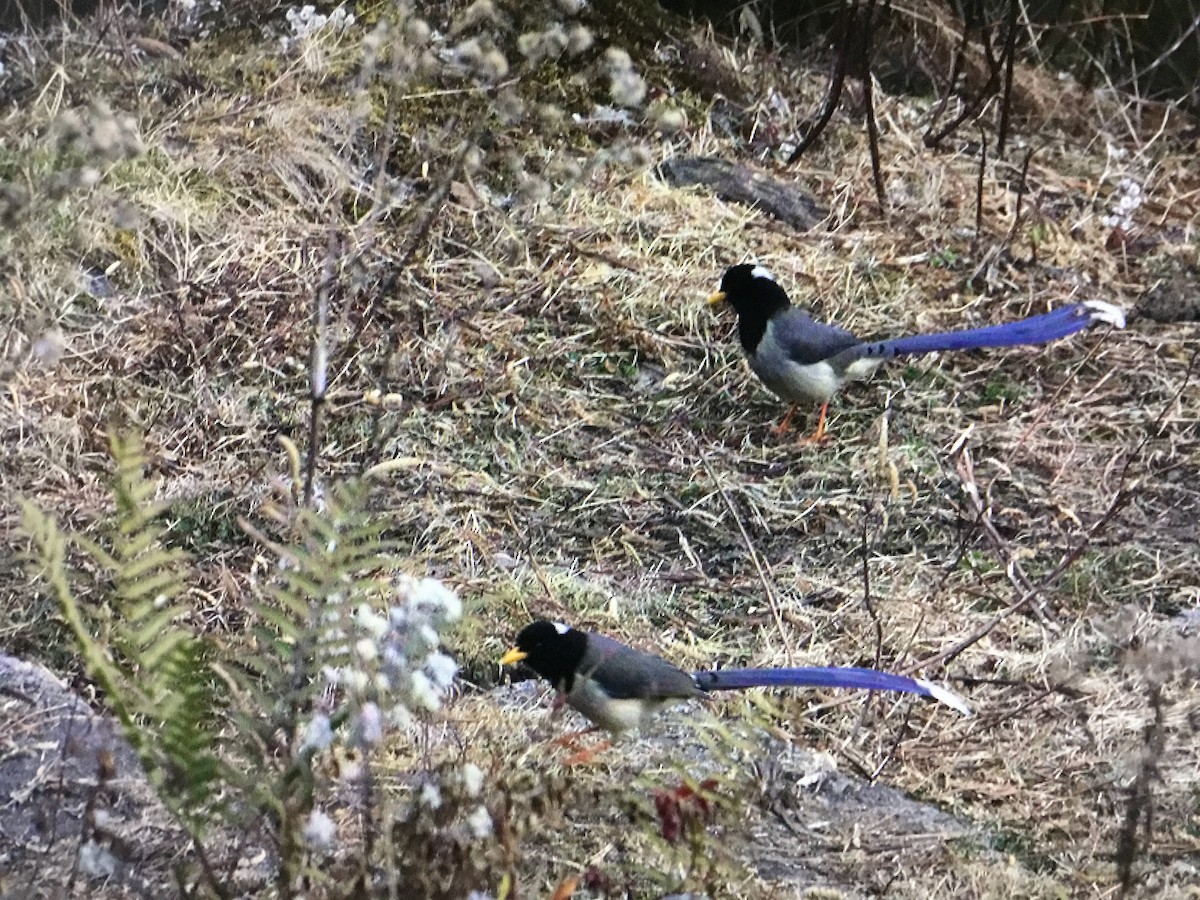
(516, 23, 593, 64)
(305, 575, 461, 753)
(1101, 177, 1143, 232)
(413, 761, 493, 848)
(303, 808, 337, 851)
(169, 0, 222, 33)
(605, 47, 647, 108)
(281, 4, 356, 52)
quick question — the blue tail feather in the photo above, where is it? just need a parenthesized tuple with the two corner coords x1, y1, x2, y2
(860, 304, 1095, 359)
(693, 666, 971, 715)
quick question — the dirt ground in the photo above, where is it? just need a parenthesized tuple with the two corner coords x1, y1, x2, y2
(1, 2, 1198, 898)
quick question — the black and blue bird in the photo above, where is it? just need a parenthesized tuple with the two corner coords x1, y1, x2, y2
(500, 620, 970, 737)
(707, 263, 1126, 441)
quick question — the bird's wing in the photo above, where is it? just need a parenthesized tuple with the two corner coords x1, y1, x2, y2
(581, 634, 699, 701)
(765, 308, 862, 365)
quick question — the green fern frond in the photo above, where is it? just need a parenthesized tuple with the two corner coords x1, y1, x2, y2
(21, 431, 226, 837)
(20, 502, 136, 733)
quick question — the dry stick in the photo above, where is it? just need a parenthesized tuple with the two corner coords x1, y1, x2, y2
(356, 139, 475, 474)
(1126, 8, 1200, 91)
(303, 231, 339, 506)
(861, 0, 886, 207)
(868, 704, 916, 785)
(697, 446, 793, 665)
(303, 33, 411, 501)
(974, 127, 988, 240)
(1117, 684, 1165, 898)
(923, 9, 1002, 147)
(505, 510, 557, 612)
(786, 0, 856, 164)
(995, 0, 1020, 157)
(926, 11, 971, 140)
(953, 442, 1060, 631)
(905, 349, 1198, 675)
(904, 471, 1132, 676)
(1004, 145, 1036, 247)
(1003, 331, 1115, 468)
(858, 504, 884, 669)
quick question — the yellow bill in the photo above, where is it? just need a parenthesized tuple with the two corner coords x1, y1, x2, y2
(499, 647, 528, 666)
(706, 290, 727, 306)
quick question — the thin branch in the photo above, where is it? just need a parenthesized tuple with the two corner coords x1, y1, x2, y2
(861, 0, 886, 207)
(907, 349, 1198, 674)
(996, 0, 1020, 156)
(1004, 145, 1036, 248)
(952, 441, 1060, 630)
(787, 0, 857, 163)
(859, 502, 883, 669)
(974, 126, 987, 240)
(698, 445, 793, 665)
(303, 231, 338, 506)
(1117, 685, 1165, 896)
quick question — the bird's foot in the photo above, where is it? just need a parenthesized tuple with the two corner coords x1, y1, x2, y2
(771, 404, 800, 435)
(563, 739, 612, 766)
(798, 429, 829, 445)
(549, 725, 599, 750)
(797, 402, 829, 444)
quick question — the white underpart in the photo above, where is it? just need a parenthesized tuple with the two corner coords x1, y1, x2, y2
(751, 356, 842, 404)
(750, 328, 883, 403)
(842, 356, 883, 382)
(552, 621, 571, 634)
(915, 678, 973, 716)
(568, 676, 672, 732)
(1082, 300, 1126, 328)
(750, 265, 775, 282)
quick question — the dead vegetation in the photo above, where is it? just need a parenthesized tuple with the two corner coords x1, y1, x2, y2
(1, 1, 1198, 897)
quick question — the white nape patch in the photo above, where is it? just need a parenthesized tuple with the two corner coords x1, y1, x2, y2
(750, 265, 776, 282)
(1082, 300, 1127, 329)
(552, 621, 571, 635)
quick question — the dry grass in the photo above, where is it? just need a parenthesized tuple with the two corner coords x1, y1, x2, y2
(1, 2, 1199, 897)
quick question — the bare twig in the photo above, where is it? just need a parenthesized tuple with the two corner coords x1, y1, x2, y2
(1117, 685, 1165, 897)
(996, 0, 1020, 156)
(952, 440, 1060, 630)
(859, 502, 883, 669)
(786, 1, 857, 163)
(974, 127, 987, 239)
(861, 0, 886, 207)
(697, 445, 793, 665)
(908, 350, 1198, 674)
(1004, 146, 1036, 249)
(902, 477, 1131, 675)
(303, 230, 338, 506)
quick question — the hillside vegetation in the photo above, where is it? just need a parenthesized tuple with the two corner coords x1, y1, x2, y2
(1, 1, 1197, 898)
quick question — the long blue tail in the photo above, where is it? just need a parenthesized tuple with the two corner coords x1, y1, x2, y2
(854, 300, 1124, 361)
(693, 666, 971, 715)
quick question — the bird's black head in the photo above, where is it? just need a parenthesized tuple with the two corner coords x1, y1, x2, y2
(707, 264, 792, 352)
(501, 620, 588, 692)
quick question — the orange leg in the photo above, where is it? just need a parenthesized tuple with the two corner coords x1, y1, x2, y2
(799, 402, 830, 444)
(772, 403, 800, 435)
(549, 726, 611, 765)
(550, 725, 600, 749)
(563, 738, 612, 766)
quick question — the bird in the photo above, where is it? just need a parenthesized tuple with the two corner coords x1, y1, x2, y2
(707, 263, 1126, 441)
(499, 620, 970, 738)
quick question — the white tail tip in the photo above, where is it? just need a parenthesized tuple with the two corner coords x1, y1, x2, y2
(1082, 300, 1126, 329)
(917, 678, 973, 716)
